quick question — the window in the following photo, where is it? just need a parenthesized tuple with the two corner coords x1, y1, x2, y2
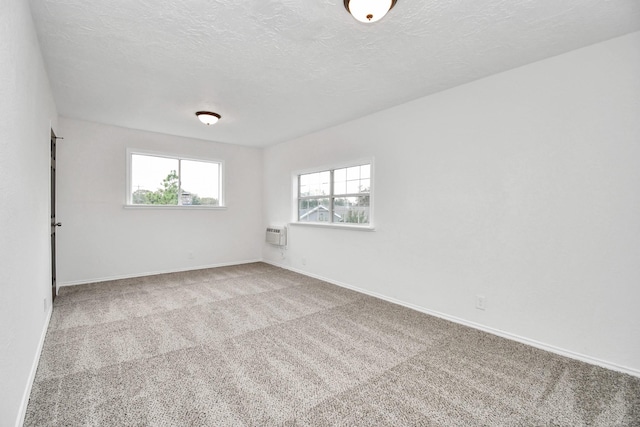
(297, 163, 371, 225)
(128, 151, 223, 207)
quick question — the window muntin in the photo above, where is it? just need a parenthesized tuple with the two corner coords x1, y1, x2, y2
(297, 163, 371, 225)
(129, 152, 222, 207)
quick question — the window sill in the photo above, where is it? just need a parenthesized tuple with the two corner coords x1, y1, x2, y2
(123, 205, 227, 210)
(289, 222, 375, 231)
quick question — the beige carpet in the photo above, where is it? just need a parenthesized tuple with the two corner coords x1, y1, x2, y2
(25, 263, 640, 426)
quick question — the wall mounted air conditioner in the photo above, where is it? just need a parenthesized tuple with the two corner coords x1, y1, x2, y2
(266, 226, 287, 246)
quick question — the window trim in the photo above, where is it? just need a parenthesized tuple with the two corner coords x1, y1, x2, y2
(292, 158, 374, 229)
(125, 148, 225, 208)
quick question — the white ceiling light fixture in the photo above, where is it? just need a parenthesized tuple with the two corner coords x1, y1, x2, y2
(344, 0, 397, 23)
(195, 111, 221, 125)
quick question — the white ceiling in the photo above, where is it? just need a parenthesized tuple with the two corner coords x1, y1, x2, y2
(29, 0, 640, 148)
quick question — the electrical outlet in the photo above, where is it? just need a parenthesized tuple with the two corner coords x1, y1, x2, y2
(188, 252, 194, 259)
(476, 295, 486, 311)
(43, 298, 47, 312)
(301, 257, 307, 266)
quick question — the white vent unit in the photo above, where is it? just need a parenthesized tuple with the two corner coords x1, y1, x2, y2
(266, 226, 287, 246)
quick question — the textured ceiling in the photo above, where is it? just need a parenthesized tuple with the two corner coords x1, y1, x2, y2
(29, 0, 640, 147)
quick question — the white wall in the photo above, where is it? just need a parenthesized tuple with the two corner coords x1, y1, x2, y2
(56, 118, 263, 284)
(263, 32, 640, 374)
(0, 1, 59, 425)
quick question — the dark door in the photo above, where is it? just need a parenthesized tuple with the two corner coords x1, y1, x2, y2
(50, 130, 60, 301)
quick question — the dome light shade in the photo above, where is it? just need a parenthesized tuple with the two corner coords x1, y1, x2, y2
(344, 0, 397, 23)
(195, 111, 221, 125)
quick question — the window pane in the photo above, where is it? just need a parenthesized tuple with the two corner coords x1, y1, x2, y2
(321, 182, 330, 196)
(334, 168, 346, 182)
(360, 164, 370, 179)
(333, 197, 348, 222)
(298, 198, 330, 222)
(335, 196, 369, 224)
(181, 160, 220, 206)
(316, 198, 331, 222)
(346, 166, 360, 181)
(298, 199, 309, 220)
(301, 171, 330, 196)
(319, 171, 330, 196)
(131, 155, 179, 205)
(299, 198, 317, 221)
(334, 180, 347, 195)
(346, 180, 360, 194)
(360, 178, 370, 193)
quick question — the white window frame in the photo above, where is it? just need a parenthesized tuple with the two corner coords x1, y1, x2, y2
(291, 158, 375, 231)
(125, 148, 225, 209)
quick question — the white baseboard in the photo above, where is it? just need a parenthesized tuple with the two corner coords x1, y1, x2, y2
(263, 260, 640, 379)
(57, 259, 263, 288)
(15, 304, 53, 427)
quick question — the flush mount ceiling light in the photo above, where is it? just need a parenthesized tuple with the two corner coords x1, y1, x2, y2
(195, 111, 221, 125)
(344, 0, 397, 23)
